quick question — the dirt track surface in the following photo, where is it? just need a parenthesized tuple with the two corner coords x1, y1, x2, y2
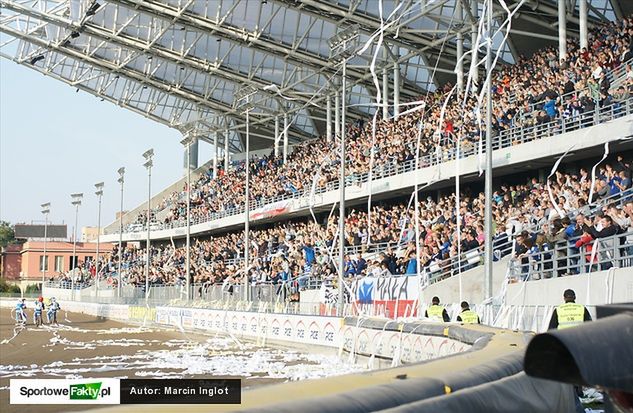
(0, 307, 352, 413)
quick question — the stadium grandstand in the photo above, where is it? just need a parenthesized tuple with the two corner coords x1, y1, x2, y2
(2, 0, 633, 412)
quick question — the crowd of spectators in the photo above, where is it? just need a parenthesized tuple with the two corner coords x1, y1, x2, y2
(126, 16, 633, 232)
(72, 154, 632, 294)
(49, 17, 633, 296)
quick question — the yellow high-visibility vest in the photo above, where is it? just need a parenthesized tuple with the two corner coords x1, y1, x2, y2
(557, 302, 585, 329)
(460, 310, 478, 324)
(427, 305, 445, 321)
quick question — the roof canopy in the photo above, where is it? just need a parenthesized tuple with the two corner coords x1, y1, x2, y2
(1, 0, 626, 152)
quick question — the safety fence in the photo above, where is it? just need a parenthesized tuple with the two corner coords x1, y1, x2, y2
(509, 230, 633, 281)
(33, 284, 601, 335)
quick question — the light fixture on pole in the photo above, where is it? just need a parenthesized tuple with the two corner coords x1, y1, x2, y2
(70, 193, 83, 301)
(40, 202, 50, 288)
(142, 149, 154, 303)
(117, 167, 125, 299)
(329, 24, 360, 317)
(234, 85, 257, 302)
(180, 135, 194, 302)
(94, 182, 104, 298)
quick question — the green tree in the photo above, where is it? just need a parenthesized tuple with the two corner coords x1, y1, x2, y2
(0, 221, 15, 248)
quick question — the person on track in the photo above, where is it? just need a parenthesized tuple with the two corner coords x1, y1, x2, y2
(548, 289, 592, 329)
(456, 301, 480, 324)
(33, 297, 45, 327)
(47, 297, 61, 325)
(424, 296, 451, 322)
(15, 298, 27, 324)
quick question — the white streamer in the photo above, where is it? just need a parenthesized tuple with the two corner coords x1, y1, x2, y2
(546, 145, 576, 219)
(588, 142, 610, 204)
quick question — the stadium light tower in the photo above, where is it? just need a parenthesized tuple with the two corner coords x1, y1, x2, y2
(329, 24, 360, 317)
(40, 202, 50, 287)
(142, 149, 154, 302)
(484, 0, 494, 301)
(70, 193, 83, 300)
(94, 182, 104, 298)
(234, 85, 257, 302)
(180, 135, 195, 302)
(117, 167, 125, 299)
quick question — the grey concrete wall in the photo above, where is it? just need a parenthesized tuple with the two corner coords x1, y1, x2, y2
(505, 267, 633, 307)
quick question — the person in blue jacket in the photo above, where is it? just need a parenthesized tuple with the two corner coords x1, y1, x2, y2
(15, 298, 27, 324)
(47, 297, 61, 325)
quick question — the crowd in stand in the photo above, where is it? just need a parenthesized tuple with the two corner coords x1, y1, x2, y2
(126, 16, 633, 232)
(61, 154, 632, 293)
(50, 17, 633, 295)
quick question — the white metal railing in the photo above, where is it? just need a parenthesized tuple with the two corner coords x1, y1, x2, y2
(509, 230, 633, 281)
(86, 187, 633, 297)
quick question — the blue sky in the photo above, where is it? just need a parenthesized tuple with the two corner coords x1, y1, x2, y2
(0, 59, 211, 234)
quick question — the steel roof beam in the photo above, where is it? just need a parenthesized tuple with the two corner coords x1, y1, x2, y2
(0, 0, 322, 109)
(108, 0, 424, 102)
(0, 0, 354, 141)
(0, 49, 223, 144)
(281, 0, 453, 51)
(98, 0, 377, 128)
(0, 23, 316, 143)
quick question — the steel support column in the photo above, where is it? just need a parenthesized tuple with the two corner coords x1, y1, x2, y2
(471, 0, 479, 85)
(213, 131, 218, 179)
(558, 0, 567, 60)
(224, 131, 230, 172)
(456, 0, 464, 95)
(393, 59, 400, 119)
(579, 0, 588, 50)
(335, 91, 341, 137)
(326, 96, 332, 142)
(382, 48, 389, 119)
(274, 116, 280, 157)
(283, 114, 289, 163)
(183, 137, 198, 174)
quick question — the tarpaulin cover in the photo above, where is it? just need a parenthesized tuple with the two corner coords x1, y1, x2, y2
(377, 372, 576, 413)
(344, 316, 495, 347)
(243, 353, 530, 413)
(524, 312, 633, 392)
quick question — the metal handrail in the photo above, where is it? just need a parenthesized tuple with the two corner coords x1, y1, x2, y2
(93, 187, 633, 292)
(510, 229, 633, 281)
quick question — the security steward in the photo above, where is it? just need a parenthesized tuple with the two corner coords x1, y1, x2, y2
(548, 289, 592, 330)
(456, 301, 480, 324)
(424, 296, 451, 322)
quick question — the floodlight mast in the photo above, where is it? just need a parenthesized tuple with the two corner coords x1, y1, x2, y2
(117, 167, 125, 299)
(234, 86, 257, 302)
(70, 193, 83, 300)
(94, 182, 104, 298)
(484, 0, 494, 301)
(40, 202, 50, 287)
(180, 135, 194, 303)
(329, 25, 360, 317)
(142, 149, 154, 303)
